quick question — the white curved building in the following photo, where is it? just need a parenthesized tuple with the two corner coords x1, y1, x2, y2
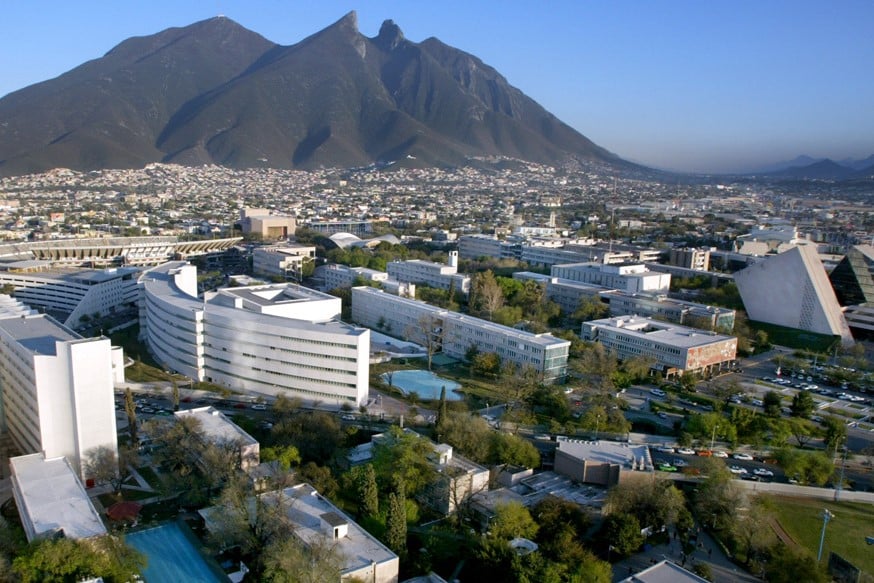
(139, 262, 370, 406)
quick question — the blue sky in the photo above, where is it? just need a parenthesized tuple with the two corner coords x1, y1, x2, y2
(2, 1, 873, 173)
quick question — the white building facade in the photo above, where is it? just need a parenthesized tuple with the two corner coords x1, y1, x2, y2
(387, 252, 470, 295)
(551, 262, 671, 294)
(0, 313, 120, 479)
(139, 262, 370, 406)
(252, 245, 316, 281)
(351, 287, 570, 382)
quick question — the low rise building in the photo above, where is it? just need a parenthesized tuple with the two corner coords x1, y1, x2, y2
(239, 208, 296, 239)
(200, 483, 399, 583)
(323, 263, 389, 291)
(10, 453, 107, 542)
(668, 247, 711, 271)
(351, 286, 570, 382)
(553, 438, 653, 487)
(581, 315, 737, 377)
(174, 407, 260, 472)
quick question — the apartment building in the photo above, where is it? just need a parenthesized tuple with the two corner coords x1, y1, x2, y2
(0, 311, 121, 479)
(0, 264, 140, 329)
(581, 315, 737, 377)
(139, 262, 370, 406)
(351, 286, 569, 382)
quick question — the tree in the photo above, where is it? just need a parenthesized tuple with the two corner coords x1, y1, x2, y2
(471, 270, 504, 320)
(298, 462, 339, 498)
(385, 481, 407, 555)
(600, 512, 644, 557)
(261, 536, 344, 583)
(471, 351, 501, 377)
(764, 545, 827, 583)
(823, 415, 848, 454)
(124, 388, 138, 445)
(606, 477, 686, 532)
(12, 535, 145, 583)
(83, 445, 138, 494)
(405, 313, 444, 371)
(763, 390, 782, 418)
(489, 432, 541, 469)
(371, 427, 436, 495)
(785, 417, 818, 448)
(260, 445, 301, 472)
(171, 378, 180, 412)
(573, 294, 609, 323)
(435, 386, 449, 442)
(272, 392, 301, 419)
(355, 464, 379, 519)
(790, 390, 815, 418)
(489, 502, 538, 541)
(270, 411, 342, 463)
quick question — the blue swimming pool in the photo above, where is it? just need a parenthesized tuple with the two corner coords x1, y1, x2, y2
(382, 369, 462, 400)
(127, 522, 224, 583)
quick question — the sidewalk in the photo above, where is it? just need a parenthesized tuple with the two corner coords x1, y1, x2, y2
(611, 525, 760, 583)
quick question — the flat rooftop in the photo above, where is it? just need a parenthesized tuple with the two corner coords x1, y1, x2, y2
(174, 407, 258, 447)
(585, 315, 735, 348)
(218, 282, 335, 305)
(556, 437, 652, 469)
(619, 560, 710, 583)
(0, 313, 80, 355)
(10, 453, 107, 540)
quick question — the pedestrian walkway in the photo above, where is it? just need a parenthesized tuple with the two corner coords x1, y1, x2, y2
(611, 524, 759, 583)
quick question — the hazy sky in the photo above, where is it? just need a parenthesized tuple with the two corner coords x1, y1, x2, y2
(2, 1, 873, 173)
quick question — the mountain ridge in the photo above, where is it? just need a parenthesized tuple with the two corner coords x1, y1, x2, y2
(0, 12, 625, 176)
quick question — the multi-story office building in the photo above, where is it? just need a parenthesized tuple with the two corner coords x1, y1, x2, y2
(139, 262, 370, 406)
(581, 315, 737, 377)
(351, 286, 570, 382)
(387, 252, 470, 295)
(551, 262, 671, 295)
(458, 234, 516, 261)
(0, 264, 140, 329)
(668, 247, 711, 271)
(0, 311, 121, 479)
(252, 244, 316, 282)
(828, 244, 874, 306)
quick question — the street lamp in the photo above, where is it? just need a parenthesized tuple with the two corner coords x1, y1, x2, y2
(817, 509, 834, 562)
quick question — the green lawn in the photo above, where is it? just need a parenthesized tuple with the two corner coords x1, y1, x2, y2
(771, 495, 874, 576)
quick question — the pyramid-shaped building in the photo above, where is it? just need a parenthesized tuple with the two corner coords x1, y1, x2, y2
(734, 245, 854, 345)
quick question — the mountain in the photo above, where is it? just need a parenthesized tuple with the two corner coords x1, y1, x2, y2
(753, 155, 825, 174)
(767, 159, 857, 180)
(840, 154, 874, 171)
(0, 12, 623, 176)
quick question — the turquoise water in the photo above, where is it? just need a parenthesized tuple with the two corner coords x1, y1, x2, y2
(127, 522, 224, 583)
(382, 369, 462, 400)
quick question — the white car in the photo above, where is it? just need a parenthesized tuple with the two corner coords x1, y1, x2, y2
(656, 446, 676, 454)
(251, 404, 267, 410)
(732, 452, 754, 461)
(712, 450, 729, 458)
(677, 448, 695, 455)
(729, 465, 748, 474)
(650, 388, 666, 398)
(753, 468, 774, 477)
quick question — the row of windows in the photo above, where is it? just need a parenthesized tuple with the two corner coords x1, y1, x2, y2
(203, 364, 358, 395)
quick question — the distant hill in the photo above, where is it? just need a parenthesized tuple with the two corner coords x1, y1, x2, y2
(766, 158, 861, 180)
(0, 12, 625, 176)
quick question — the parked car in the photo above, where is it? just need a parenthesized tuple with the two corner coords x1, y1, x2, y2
(733, 452, 754, 461)
(650, 388, 667, 398)
(712, 450, 729, 458)
(656, 446, 676, 454)
(251, 404, 267, 410)
(677, 448, 695, 455)
(672, 459, 689, 467)
(729, 465, 748, 474)
(753, 468, 774, 477)
(658, 463, 678, 472)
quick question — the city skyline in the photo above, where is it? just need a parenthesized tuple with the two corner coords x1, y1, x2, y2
(2, 1, 872, 174)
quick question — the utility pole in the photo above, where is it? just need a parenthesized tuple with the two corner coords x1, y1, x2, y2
(817, 508, 834, 562)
